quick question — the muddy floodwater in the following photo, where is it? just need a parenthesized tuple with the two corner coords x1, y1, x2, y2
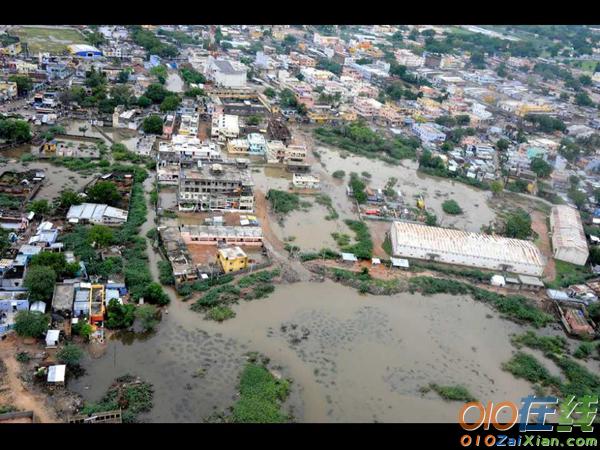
(0, 160, 95, 201)
(63, 120, 140, 151)
(314, 145, 496, 233)
(70, 280, 534, 423)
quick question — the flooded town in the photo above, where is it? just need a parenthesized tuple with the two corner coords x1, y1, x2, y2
(0, 23, 600, 431)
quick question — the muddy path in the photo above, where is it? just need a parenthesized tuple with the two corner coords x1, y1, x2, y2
(0, 338, 59, 423)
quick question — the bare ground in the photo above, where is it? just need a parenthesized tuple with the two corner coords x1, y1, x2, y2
(0, 335, 59, 423)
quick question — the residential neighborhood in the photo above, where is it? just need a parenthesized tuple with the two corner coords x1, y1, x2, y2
(0, 23, 600, 429)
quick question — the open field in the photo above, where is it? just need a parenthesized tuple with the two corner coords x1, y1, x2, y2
(10, 26, 86, 54)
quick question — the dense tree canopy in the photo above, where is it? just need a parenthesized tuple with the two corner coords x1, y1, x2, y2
(24, 265, 57, 301)
(87, 181, 121, 206)
(142, 115, 164, 135)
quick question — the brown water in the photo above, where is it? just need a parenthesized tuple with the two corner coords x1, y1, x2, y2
(0, 144, 36, 159)
(69, 278, 536, 423)
(314, 145, 496, 233)
(63, 120, 140, 151)
(0, 161, 95, 201)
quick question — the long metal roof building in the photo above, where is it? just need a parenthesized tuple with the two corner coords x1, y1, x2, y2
(550, 205, 589, 266)
(390, 221, 545, 276)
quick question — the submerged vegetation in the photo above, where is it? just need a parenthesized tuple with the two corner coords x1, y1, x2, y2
(190, 270, 280, 321)
(408, 277, 554, 328)
(231, 360, 291, 423)
(79, 375, 154, 423)
(428, 384, 477, 402)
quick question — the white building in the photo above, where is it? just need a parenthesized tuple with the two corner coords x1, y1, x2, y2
(67, 203, 128, 226)
(550, 205, 589, 266)
(411, 123, 446, 144)
(205, 57, 247, 88)
(160, 135, 222, 161)
(292, 173, 320, 190)
(389, 221, 545, 276)
(211, 114, 240, 142)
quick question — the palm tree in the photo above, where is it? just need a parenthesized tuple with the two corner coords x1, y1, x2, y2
(79, 126, 88, 137)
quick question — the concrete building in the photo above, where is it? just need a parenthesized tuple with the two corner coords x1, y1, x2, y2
(211, 114, 240, 142)
(68, 44, 102, 58)
(180, 224, 263, 246)
(227, 138, 250, 155)
(246, 133, 267, 155)
(159, 135, 221, 164)
(411, 123, 446, 144)
(178, 163, 254, 212)
(389, 221, 545, 276)
(205, 57, 247, 88)
(217, 246, 249, 273)
(292, 173, 320, 190)
(550, 206, 589, 266)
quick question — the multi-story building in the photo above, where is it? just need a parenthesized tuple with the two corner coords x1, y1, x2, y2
(353, 97, 383, 117)
(227, 138, 250, 155)
(411, 122, 446, 144)
(178, 162, 254, 212)
(205, 57, 247, 88)
(217, 246, 249, 273)
(265, 140, 286, 164)
(178, 113, 199, 136)
(211, 114, 240, 142)
(289, 51, 317, 68)
(394, 49, 424, 67)
(247, 133, 267, 155)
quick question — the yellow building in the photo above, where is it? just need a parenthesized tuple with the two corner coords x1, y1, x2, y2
(308, 111, 332, 124)
(516, 103, 553, 117)
(217, 246, 249, 273)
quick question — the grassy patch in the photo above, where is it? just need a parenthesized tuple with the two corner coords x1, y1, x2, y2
(267, 189, 300, 215)
(314, 122, 419, 164)
(429, 384, 477, 402)
(205, 305, 236, 322)
(158, 260, 175, 286)
(0, 404, 18, 414)
(502, 352, 560, 385)
(231, 362, 291, 423)
(341, 220, 373, 259)
(573, 341, 598, 360)
(511, 331, 568, 357)
(547, 260, 594, 288)
(12, 26, 86, 54)
(442, 199, 463, 215)
(299, 247, 340, 262)
(382, 234, 393, 256)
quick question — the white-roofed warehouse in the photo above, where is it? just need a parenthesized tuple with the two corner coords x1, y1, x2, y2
(389, 221, 545, 276)
(549, 205, 589, 266)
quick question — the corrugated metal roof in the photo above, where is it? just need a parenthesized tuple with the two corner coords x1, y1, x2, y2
(391, 221, 544, 268)
(550, 205, 588, 254)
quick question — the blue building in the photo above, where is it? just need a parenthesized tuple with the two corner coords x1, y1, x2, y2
(247, 133, 267, 155)
(68, 44, 102, 58)
(0, 290, 30, 336)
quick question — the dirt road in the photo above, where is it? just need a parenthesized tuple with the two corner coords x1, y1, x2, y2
(531, 210, 556, 281)
(0, 337, 59, 423)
